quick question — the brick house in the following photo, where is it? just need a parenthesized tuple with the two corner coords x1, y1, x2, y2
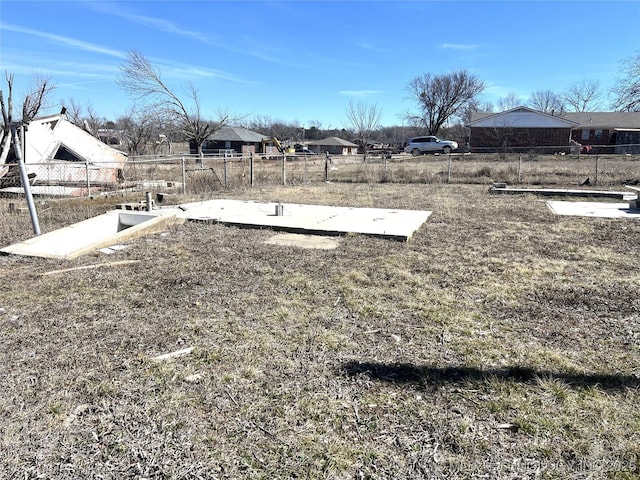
(467, 106, 640, 154)
(191, 126, 271, 155)
(466, 107, 579, 153)
(306, 137, 359, 155)
(563, 111, 640, 154)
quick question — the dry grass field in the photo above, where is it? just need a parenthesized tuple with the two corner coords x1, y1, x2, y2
(122, 151, 640, 193)
(0, 156, 639, 478)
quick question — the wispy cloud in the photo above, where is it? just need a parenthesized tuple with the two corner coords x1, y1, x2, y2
(340, 90, 383, 97)
(86, 2, 210, 43)
(84, 1, 302, 68)
(440, 43, 480, 51)
(153, 57, 257, 85)
(20, 66, 114, 81)
(0, 22, 127, 59)
(0, 22, 254, 86)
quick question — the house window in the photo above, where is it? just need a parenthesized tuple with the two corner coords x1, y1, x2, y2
(53, 144, 84, 162)
(594, 130, 603, 141)
(581, 129, 591, 141)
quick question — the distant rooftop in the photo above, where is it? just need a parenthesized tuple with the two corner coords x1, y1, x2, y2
(209, 126, 267, 143)
(307, 136, 358, 147)
(469, 107, 640, 129)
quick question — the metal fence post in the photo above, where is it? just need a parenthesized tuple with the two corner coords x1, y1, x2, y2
(282, 154, 287, 186)
(594, 156, 599, 186)
(518, 153, 522, 183)
(384, 154, 388, 181)
(250, 152, 254, 187)
(85, 157, 91, 197)
(304, 154, 308, 183)
(181, 156, 186, 194)
(223, 152, 228, 189)
(324, 152, 330, 182)
(447, 154, 452, 184)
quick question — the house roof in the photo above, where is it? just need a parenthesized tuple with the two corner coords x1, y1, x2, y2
(470, 107, 640, 130)
(24, 114, 126, 164)
(307, 136, 358, 147)
(561, 111, 640, 129)
(467, 106, 580, 128)
(209, 126, 267, 143)
(30, 113, 66, 124)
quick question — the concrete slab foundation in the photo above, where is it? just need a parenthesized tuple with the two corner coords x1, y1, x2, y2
(174, 199, 432, 241)
(0, 210, 177, 259)
(547, 200, 640, 219)
(1, 199, 432, 259)
(490, 186, 635, 201)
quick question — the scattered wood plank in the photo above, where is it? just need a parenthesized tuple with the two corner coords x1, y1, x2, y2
(40, 260, 141, 276)
(152, 347, 194, 361)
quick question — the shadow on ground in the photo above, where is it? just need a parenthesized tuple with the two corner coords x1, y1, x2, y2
(341, 361, 640, 391)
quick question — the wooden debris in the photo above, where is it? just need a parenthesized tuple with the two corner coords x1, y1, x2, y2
(152, 347, 194, 361)
(40, 260, 140, 276)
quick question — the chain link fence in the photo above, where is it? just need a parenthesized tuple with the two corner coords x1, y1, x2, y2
(5, 148, 640, 198)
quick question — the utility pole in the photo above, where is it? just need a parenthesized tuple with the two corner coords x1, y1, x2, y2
(10, 123, 40, 235)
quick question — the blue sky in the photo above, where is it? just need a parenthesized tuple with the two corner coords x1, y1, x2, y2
(1, 1, 639, 128)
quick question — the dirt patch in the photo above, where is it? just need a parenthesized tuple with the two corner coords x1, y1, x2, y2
(265, 232, 340, 249)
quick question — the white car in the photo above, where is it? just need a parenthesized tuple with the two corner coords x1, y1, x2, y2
(405, 136, 458, 155)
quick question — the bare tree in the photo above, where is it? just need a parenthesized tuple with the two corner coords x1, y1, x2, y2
(459, 98, 486, 125)
(1, 72, 55, 165)
(64, 99, 106, 137)
(1, 72, 55, 127)
(21, 74, 55, 123)
(406, 70, 485, 135)
(563, 79, 602, 112)
(118, 50, 228, 157)
(611, 54, 640, 112)
(246, 114, 275, 135)
(244, 116, 313, 145)
(64, 98, 85, 127)
(0, 73, 15, 165)
(117, 109, 154, 155)
(345, 101, 382, 161)
(378, 125, 408, 149)
(497, 92, 522, 112)
(152, 111, 180, 154)
(528, 90, 564, 113)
